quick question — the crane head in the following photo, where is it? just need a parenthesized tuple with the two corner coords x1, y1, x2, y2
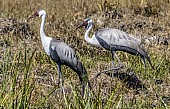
(75, 18, 93, 30)
(27, 9, 46, 20)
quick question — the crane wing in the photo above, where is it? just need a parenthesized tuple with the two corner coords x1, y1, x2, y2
(95, 28, 154, 68)
(49, 38, 91, 94)
(49, 38, 78, 65)
(95, 28, 149, 56)
(95, 28, 141, 50)
(49, 38, 88, 74)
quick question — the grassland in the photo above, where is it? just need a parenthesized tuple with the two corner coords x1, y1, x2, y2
(0, 0, 170, 108)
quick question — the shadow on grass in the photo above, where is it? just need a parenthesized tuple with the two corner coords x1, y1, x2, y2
(93, 68, 147, 91)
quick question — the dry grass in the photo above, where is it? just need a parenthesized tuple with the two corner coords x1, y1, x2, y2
(0, 0, 170, 108)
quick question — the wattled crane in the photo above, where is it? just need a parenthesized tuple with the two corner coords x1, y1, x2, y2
(76, 18, 154, 69)
(28, 10, 91, 96)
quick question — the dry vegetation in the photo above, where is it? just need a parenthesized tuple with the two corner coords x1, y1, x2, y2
(0, 0, 170, 108)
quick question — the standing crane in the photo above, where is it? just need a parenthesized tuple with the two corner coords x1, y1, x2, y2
(76, 18, 154, 69)
(28, 9, 91, 96)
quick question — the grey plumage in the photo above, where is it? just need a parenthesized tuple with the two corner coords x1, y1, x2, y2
(49, 38, 90, 95)
(76, 18, 154, 69)
(95, 28, 154, 69)
(28, 9, 91, 97)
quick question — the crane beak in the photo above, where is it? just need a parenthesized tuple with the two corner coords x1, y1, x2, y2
(27, 16, 34, 20)
(27, 12, 38, 20)
(75, 22, 84, 30)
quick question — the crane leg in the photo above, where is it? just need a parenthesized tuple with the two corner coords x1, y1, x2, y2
(112, 51, 123, 68)
(114, 53, 122, 67)
(57, 64, 63, 86)
(111, 51, 115, 68)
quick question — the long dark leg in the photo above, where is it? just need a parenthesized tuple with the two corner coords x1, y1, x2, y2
(114, 53, 122, 67)
(111, 51, 115, 68)
(87, 81, 92, 90)
(112, 51, 124, 69)
(57, 64, 63, 86)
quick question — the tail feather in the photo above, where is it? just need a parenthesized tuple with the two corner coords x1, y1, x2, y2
(139, 45, 154, 69)
(145, 56, 154, 69)
(77, 60, 92, 87)
(73, 60, 92, 96)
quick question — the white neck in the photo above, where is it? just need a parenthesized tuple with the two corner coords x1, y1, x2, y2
(84, 24, 93, 43)
(39, 14, 52, 55)
(84, 23, 100, 46)
(40, 15, 46, 40)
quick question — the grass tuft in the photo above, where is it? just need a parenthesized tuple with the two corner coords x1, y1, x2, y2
(0, 0, 169, 108)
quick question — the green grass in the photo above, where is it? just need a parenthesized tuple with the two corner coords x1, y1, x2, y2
(0, 0, 170, 108)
